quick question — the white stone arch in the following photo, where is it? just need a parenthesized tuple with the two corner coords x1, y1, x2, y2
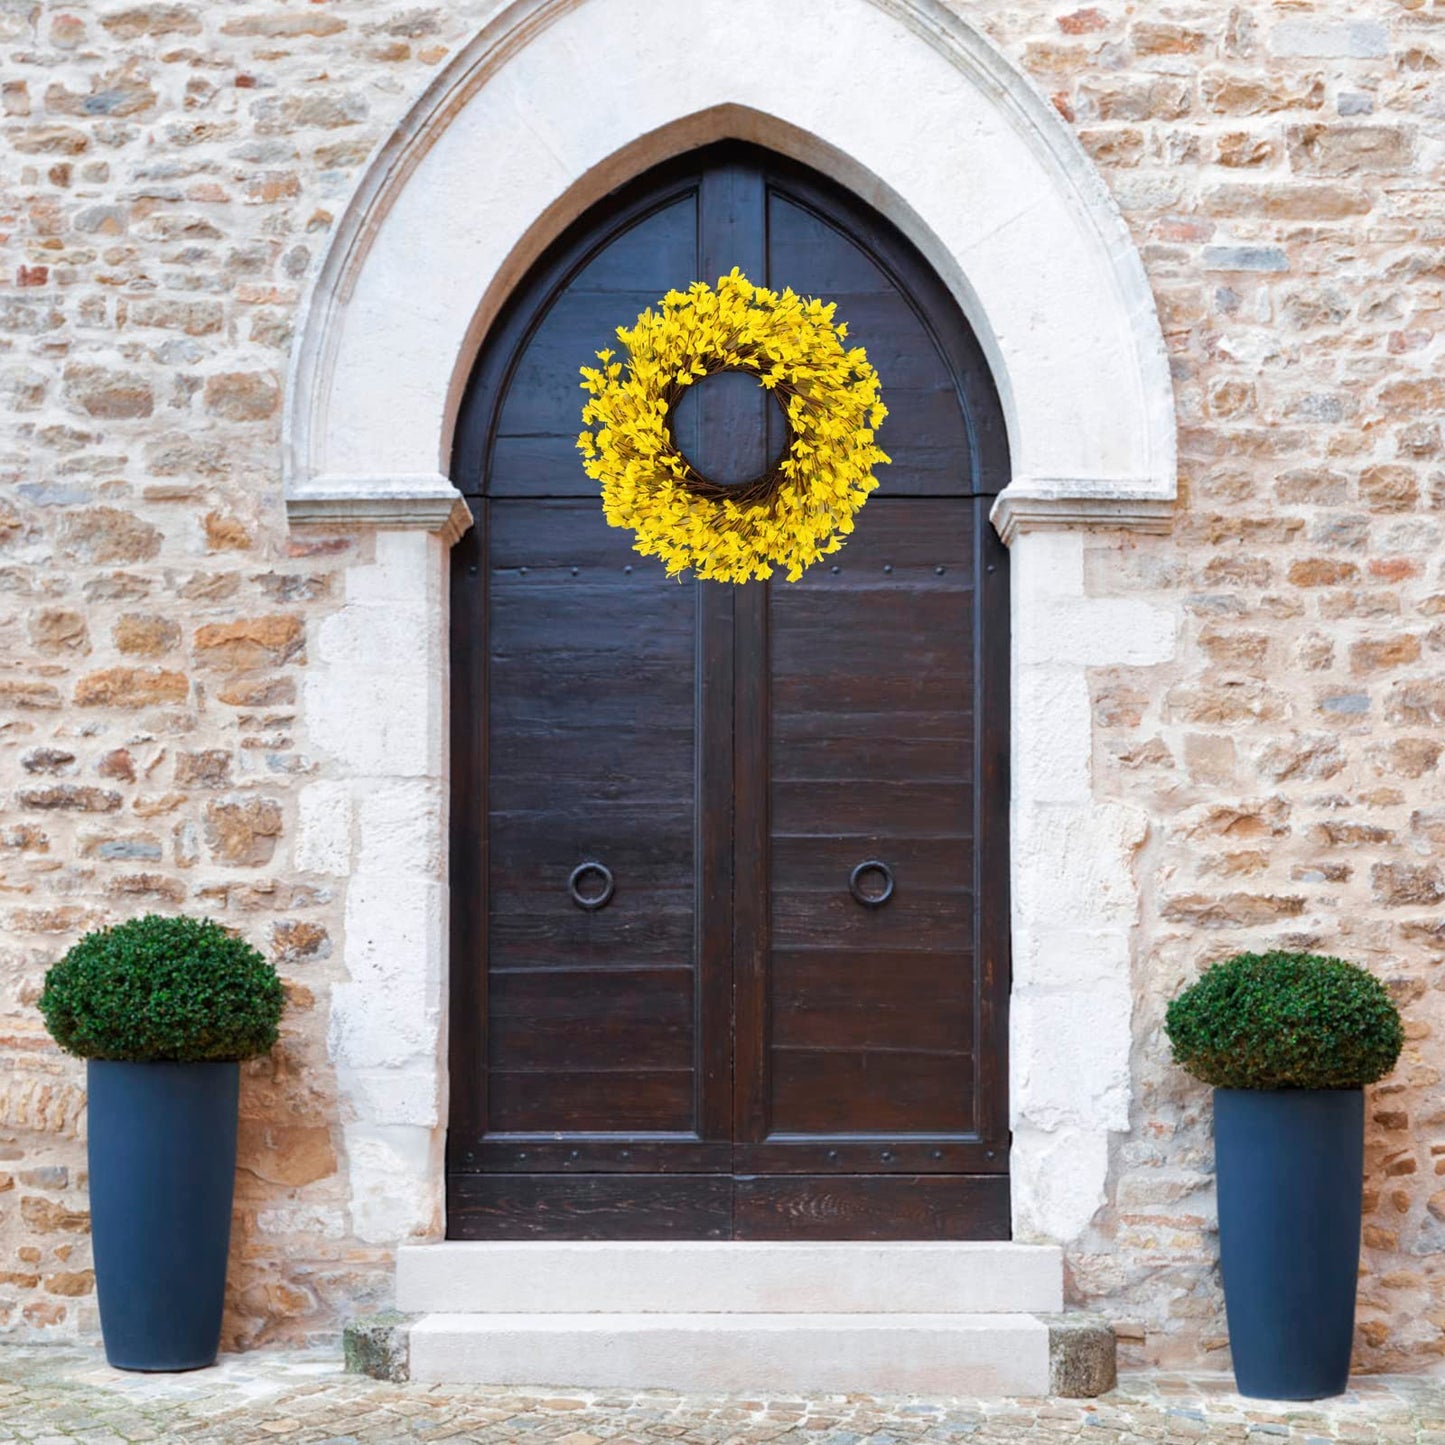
(287, 0, 1179, 1250)
(285, 0, 1175, 532)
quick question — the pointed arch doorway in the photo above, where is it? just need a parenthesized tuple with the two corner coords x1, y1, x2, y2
(446, 143, 1012, 1241)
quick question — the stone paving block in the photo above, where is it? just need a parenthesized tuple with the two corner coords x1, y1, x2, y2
(0, 1351, 1442, 1444)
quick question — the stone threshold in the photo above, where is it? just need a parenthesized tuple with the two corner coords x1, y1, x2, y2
(344, 1308, 1117, 1397)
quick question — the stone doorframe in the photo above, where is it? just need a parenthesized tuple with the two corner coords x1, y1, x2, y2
(283, 0, 1180, 1252)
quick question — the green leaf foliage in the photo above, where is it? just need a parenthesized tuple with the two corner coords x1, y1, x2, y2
(1165, 950, 1404, 1090)
(38, 914, 283, 1063)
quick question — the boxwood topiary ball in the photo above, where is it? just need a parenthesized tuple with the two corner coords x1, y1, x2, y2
(1165, 950, 1403, 1091)
(39, 914, 283, 1063)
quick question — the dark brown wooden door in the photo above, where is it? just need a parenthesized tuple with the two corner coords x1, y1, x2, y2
(448, 144, 1010, 1240)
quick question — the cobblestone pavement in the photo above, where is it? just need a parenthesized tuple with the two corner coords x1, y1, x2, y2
(0, 1349, 1442, 1445)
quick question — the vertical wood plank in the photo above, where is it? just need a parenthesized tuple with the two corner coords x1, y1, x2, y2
(732, 579, 772, 1147)
(700, 158, 767, 283)
(696, 580, 734, 1145)
(974, 496, 1011, 1157)
(447, 505, 489, 1169)
(703, 158, 771, 1176)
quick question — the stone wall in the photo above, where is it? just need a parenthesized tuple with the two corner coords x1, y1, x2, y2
(1003, 3, 1445, 1371)
(0, 0, 1441, 1371)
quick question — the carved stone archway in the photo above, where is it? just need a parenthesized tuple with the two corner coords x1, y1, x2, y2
(285, 0, 1178, 1251)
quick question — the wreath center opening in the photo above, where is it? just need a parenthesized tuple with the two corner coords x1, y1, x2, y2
(668, 369, 790, 490)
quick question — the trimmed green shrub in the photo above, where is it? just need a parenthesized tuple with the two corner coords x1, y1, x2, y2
(39, 914, 283, 1063)
(1165, 950, 1403, 1090)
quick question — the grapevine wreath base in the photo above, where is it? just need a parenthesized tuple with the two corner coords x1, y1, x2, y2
(578, 268, 889, 584)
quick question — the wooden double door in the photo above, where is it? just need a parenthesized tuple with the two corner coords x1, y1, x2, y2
(448, 144, 1011, 1240)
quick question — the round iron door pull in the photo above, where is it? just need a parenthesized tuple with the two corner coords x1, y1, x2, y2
(568, 861, 615, 911)
(849, 859, 894, 909)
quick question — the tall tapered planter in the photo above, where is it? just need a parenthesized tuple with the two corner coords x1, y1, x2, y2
(88, 1060, 240, 1371)
(38, 914, 284, 1373)
(1165, 950, 1404, 1402)
(1214, 1088, 1364, 1400)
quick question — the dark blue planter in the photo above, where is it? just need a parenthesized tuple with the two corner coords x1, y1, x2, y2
(87, 1060, 239, 1371)
(1214, 1087, 1364, 1400)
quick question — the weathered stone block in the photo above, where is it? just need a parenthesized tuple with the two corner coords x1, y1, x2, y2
(1045, 1313, 1117, 1397)
(344, 1310, 413, 1381)
(271, 920, 331, 963)
(218, 675, 297, 707)
(1378, 379, 1445, 419)
(252, 91, 369, 134)
(42, 1269, 93, 1301)
(1199, 627, 1269, 669)
(1058, 8, 1108, 35)
(237, 1120, 337, 1188)
(1256, 734, 1346, 783)
(1160, 892, 1306, 927)
(203, 512, 254, 551)
(1378, 738, 1441, 779)
(1132, 22, 1205, 54)
(100, 5, 201, 39)
(202, 371, 280, 421)
(0, 295, 64, 333)
(205, 798, 284, 866)
(1387, 680, 1445, 727)
(1202, 182, 1372, 220)
(20, 748, 76, 775)
(1269, 20, 1390, 58)
(61, 364, 153, 419)
(128, 297, 223, 336)
(19, 785, 122, 813)
(1288, 124, 1414, 175)
(58, 507, 162, 565)
(1216, 133, 1275, 169)
(1372, 862, 1445, 908)
(0, 680, 63, 710)
(1360, 465, 1420, 512)
(194, 615, 304, 670)
(11, 125, 88, 155)
(1276, 469, 1349, 505)
(98, 749, 136, 782)
(114, 613, 181, 656)
(27, 608, 88, 655)
(20, 1197, 88, 1233)
(174, 750, 232, 789)
(1202, 245, 1289, 273)
(1351, 635, 1422, 675)
(1289, 558, 1358, 587)
(1313, 820, 1394, 847)
(74, 667, 188, 708)
(1202, 72, 1325, 115)
(45, 62, 155, 119)
(82, 835, 162, 862)
(222, 12, 346, 37)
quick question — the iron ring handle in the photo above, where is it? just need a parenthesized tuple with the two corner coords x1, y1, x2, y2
(568, 861, 615, 911)
(849, 859, 894, 909)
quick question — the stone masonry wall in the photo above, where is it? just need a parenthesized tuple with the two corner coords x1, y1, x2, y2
(0, 0, 1441, 1370)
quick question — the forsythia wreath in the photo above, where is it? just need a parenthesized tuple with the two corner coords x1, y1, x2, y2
(577, 269, 889, 583)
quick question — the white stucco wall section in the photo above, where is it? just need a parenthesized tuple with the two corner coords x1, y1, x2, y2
(1008, 530, 1176, 1241)
(282, 0, 1180, 1252)
(295, 532, 451, 1244)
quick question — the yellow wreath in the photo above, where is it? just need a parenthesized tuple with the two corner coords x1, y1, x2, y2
(577, 268, 889, 583)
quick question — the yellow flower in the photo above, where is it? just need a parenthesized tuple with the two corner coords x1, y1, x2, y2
(577, 269, 889, 584)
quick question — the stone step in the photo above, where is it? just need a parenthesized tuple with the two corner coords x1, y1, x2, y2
(408, 1311, 1052, 1394)
(396, 1241, 1063, 1315)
